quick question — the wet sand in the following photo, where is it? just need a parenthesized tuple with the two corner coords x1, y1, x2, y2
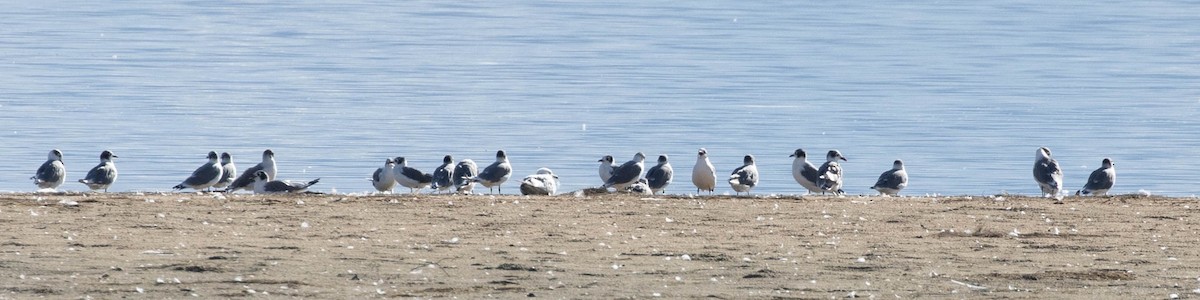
(1, 192, 1197, 299)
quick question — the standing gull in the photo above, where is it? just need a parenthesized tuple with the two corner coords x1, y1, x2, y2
(251, 170, 319, 194)
(870, 159, 908, 196)
(225, 149, 277, 192)
(173, 151, 225, 192)
(468, 150, 512, 194)
(78, 150, 118, 192)
(452, 159, 479, 194)
(603, 152, 646, 191)
(213, 152, 237, 190)
(519, 167, 559, 195)
(1033, 147, 1064, 200)
(817, 150, 847, 195)
(790, 148, 822, 194)
(728, 155, 759, 195)
(645, 155, 673, 194)
(370, 158, 396, 193)
(1076, 158, 1115, 196)
(597, 155, 617, 183)
(393, 157, 433, 194)
(430, 155, 454, 194)
(691, 148, 717, 194)
(32, 149, 66, 190)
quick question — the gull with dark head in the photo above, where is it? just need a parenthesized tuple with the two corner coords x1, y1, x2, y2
(226, 149, 277, 192)
(251, 170, 319, 194)
(453, 159, 479, 194)
(393, 157, 433, 194)
(173, 151, 225, 192)
(790, 148, 822, 194)
(1033, 147, 1064, 201)
(520, 167, 559, 195)
(213, 152, 237, 190)
(817, 150, 847, 195)
(603, 152, 646, 191)
(430, 155, 455, 194)
(32, 149, 66, 190)
(370, 158, 396, 193)
(728, 155, 759, 195)
(597, 155, 616, 183)
(691, 148, 716, 194)
(870, 159, 908, 196)
(78, 150, 118, 192)
(645, 155, 673, 194)
(468, 150, 512, 194)
(626, 178, 653, 195)
(1076, 158, 1115, 196)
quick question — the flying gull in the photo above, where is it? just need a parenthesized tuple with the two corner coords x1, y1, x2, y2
(790, 148, 822, 194)
(251, 170, 319, 194)
(519, 167, 559, 195)
(691, 148, 716, 194)
(1033, 147, 1064, 201)
(728, 154, 759, 195)
(78, 150, 118, 192)
(32, 149, 66, 190)
(1076, 157, 1115, 196)
(817, 150, 847, 195)
(870, 159, 908, 196)
(645, 154, 673, 194)
(173, 151, 225, 191)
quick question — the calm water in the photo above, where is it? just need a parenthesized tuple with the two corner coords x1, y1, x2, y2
(2, 1, 1198, 196)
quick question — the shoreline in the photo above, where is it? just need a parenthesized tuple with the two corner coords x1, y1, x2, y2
(1, 193, 1196, 298)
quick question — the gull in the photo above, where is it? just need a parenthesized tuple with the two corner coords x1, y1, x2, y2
(393, 157, 433, 194)
(213, 152, 237, 190)
(691, 148, 716, 194)
(251, 170, 319, 194)
(452, 159, 479, 194)
(430, 155, 454, 194)
(468, 150, 512, 194)
(817, 150, 847, 195)
(597, 155, 616, 183)
(870, 159, 908, 196)
(645, 155, 673, 194)
(790, 148, 822, 194)
(32, 149, 66, 190)
(370, 158, 396, 193)
(519, 167, 559, 195)
(626, 178, 653, 195)
(78, 150, 118, 192)
(1076, 158, 1115, 196)
(225, 149, 277, 192)
(728, 155, 759, 195)
(173, 151, 225, 192)
(1033, 147, 1064, 200)
(603, 152, 646, 191)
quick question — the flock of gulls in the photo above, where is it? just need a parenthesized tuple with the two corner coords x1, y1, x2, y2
(29, 147, 1116, 200)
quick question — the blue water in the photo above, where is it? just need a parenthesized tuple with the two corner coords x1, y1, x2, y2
(2, 1, 1198, 196)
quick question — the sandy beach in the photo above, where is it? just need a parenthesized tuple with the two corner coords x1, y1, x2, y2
(1, 192, 1197, 299)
